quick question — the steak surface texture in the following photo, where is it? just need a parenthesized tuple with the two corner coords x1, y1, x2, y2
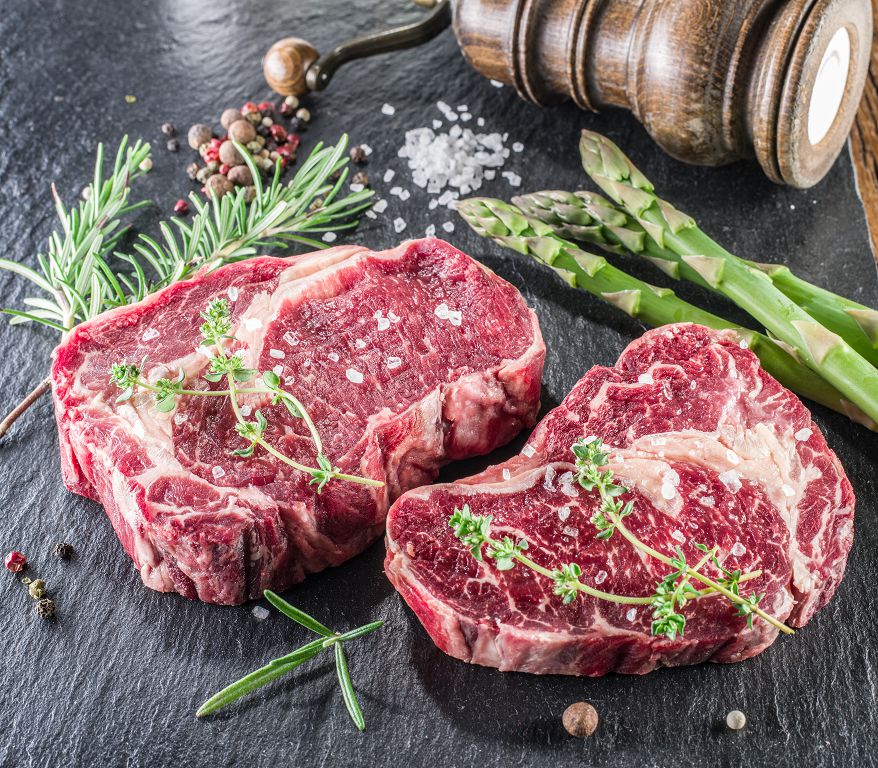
(385, 324, 854, 675)
(52, 238, 545, 604)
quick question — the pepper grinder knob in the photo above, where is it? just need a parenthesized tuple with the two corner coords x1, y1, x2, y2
(263, 37, 320, 97)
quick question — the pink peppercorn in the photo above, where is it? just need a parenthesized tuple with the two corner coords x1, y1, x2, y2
(5, 551, 26, 573)
(174, 199, 190, 215)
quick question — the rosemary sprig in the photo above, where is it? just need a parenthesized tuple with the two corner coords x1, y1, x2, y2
(0, 137, 151, 332)
(196, 589, 383, 730)
(449, 438, 790, 640)
(0, 134, 373, 439)
(111, 299, 384, 493)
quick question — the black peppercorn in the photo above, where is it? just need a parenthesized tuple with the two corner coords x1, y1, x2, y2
(349, 145, 367, 165)
(35, 598, 56, 619)
(352, 171, 370, 187)
(52, 542, 74, 560)
(161, 122, 176, 136)
(167, 138, 180, 152)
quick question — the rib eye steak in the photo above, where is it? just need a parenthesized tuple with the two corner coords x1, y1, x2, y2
(52, 238, 545, 604)
(385, 324, 854, 675)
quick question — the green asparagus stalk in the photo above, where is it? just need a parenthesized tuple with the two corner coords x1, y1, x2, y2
(513, 189, 878, 367)
(577, 130, 878, 426)
(456, 198, 873, 429)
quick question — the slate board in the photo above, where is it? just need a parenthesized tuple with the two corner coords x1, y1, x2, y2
(2, 2, 878, 766)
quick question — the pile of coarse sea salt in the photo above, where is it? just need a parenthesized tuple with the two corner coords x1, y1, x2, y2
(360, 99, 524, 238)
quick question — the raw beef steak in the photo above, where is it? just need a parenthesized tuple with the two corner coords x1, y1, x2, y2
(52, 238, 545, 604)
(385, 324, 854, 675)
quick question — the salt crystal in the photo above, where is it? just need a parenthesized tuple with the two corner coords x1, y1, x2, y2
(381, 103, 396, 116)
(626, 608, 637, 622)
(269, 348, 285, 359)
(460, 113, 472, 122)
(428, 200, 439, 210)
(212, 466, 226, 480)
(731, 542, 747, 557)
(361, 144, 373, 156)
(781, 483, 795, 497)
(243, 318, 262, 331)
(376, 314, 391, 331)
(477, 117, 485, 127)
(346, 368, 364, 384)
(562, 526, 579, 538)
(390, 186, 403, 196)
(322, 231, 338, 243)
(393, 217, 407, 233)
(373, 199, 388, 213)
(388, 311, 401, 323)
(512, 142, 524, 152)
(425, 224, 436, 237)
(355, 339, 367, 349)
(447, 310, 462, 326)
(240, 405, 252, 417)
(398, 190, 411, 201)
(442, 221, 454, 233)
(556, 506, 571, 523)
(543, 465, 557, 491)
(490, 79, 504, 88)
(671, 529, 686, 543)
(365, 210, 377, 219)
(502, 468, 511, 481)
(384, 169, 395, 183)
(173, 412, 187, 426)
(794, 427, 812, 442)
(252, 606, 270, 621)
(661, 483, 677, 500)
(558, 471, 578, 498)
(142, 327, 160, 342)
(272, 364, 283, 376)
(521, 444, 536, 458)
(350, 183, 365, 193)
(594, 570, 608, 585)
(638, 372, 654, 385)
(718, 469, 742, 493)
(502, 171, 521, 187)
(227, 286, 239, 301)
(328, 352, 340, 362)
(434, 303, 450, 319)
(386, 356, 402, 370)
(283, 331, 300, 347)
(432, 120, 442, 129)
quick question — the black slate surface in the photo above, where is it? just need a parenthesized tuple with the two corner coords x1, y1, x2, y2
(2, 2, 878, 766)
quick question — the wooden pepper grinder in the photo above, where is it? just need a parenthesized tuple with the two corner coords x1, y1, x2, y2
(263, 0, 872, 188)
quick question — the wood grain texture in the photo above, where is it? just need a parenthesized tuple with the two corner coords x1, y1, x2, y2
(851, 0, 878, 259)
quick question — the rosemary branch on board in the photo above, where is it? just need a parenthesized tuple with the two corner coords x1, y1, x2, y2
(111, 299, 384, 493)
(0, 134, 373, 439)
(450, 437, 790, 640)
(196, 590, 383, 730)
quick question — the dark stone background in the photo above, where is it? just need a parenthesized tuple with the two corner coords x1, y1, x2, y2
(1, 1, 877, 766)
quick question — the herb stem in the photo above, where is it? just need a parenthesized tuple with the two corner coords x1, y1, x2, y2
(609, 512, 793, 635)
(0, 377, 52, 439)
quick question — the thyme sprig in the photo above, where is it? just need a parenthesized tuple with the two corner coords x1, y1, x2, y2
(0, 134, 372, 439)
(449, 437, 791, 640)
(111, 299, 383, 494)
(196, 590, 383, 730)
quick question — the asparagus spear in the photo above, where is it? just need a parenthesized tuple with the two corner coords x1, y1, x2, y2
(576, 130, 878, 425)
(513, 189, 878, 367)
(456, 198, 873, 429)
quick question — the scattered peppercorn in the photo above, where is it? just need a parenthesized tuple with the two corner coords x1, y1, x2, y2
(228, 119, 256, 145)
(279, 102, 295, 117)
(205, 174, 234, 199)
(35, 598, 55, 619)
(81, 187, 92, 201)
(174, 199, 190, 215)
(349, 145, 367, 165)
(284, 95, 300, 109)
(138, 157, 153, 173)
(165, 138, 179, 153)
(4, 551, 26, 573)
(726, 710, 747, 731)
(28, 578, 46, 600)
(352, 171, 370, 187)
(218, 141, 245, 167)
(161, 122, 176, 136)
(220, 108, 244, 129)
(186, 162, 200, 180)
(188, 123, 213, 150)
(562, 702, 599, 738)
(295, 107, 311, 123)
(52, 542, 74, 560)
(227, 165, 253, 187)
(308, 197, 324, 213)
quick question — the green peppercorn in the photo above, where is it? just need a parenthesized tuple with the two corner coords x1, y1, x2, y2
(28, 579, 46, 599)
